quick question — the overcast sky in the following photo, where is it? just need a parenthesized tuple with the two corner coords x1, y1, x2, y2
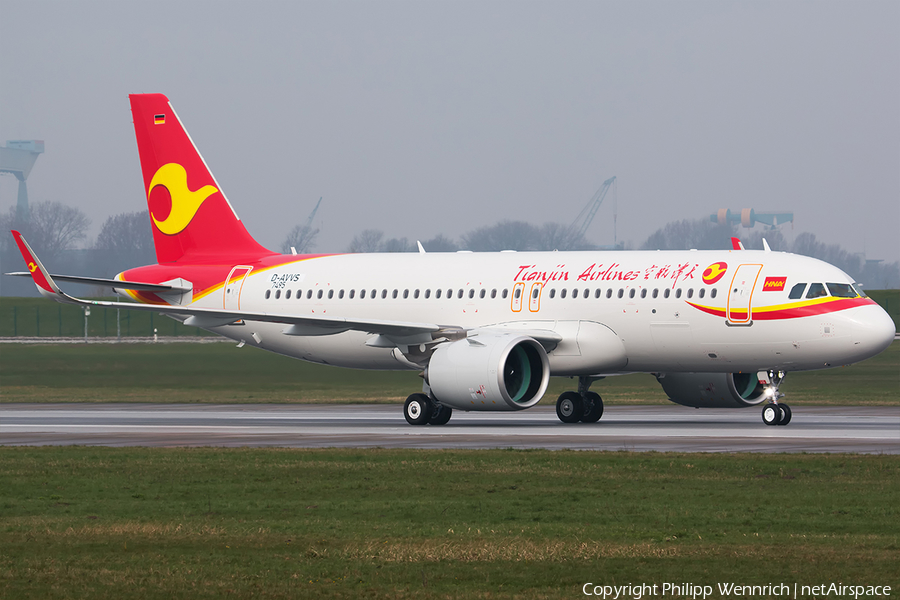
(1, 0, 897, 261)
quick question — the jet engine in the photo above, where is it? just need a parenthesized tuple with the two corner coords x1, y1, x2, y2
(426, 334, 549, 411)
(656, 372, 769, 408)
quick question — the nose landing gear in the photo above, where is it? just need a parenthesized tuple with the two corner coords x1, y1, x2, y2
(760, 370, 791, 426)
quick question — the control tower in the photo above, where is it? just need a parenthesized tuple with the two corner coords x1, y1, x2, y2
(0, 140, 44, 222)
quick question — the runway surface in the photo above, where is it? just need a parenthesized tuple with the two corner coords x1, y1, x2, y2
(2, 404, 898, 453)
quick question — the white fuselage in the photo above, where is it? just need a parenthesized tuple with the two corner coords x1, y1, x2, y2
(187, 249, 894, 376)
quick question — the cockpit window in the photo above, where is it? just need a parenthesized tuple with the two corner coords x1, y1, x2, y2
(805, 283, 828, 299)
(852, 284, 867, 298)
(788, 283, 806, 299)
(826, 283, 857, 298)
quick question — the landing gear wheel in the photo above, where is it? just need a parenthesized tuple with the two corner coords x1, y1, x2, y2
(404, 393, 432, 425)
(429, 404, 452, 425)
(556, 392, 584, 424)
(581, 391, 604, 423)
(776, 403, 792, 426)
(761, 403, 782, 426)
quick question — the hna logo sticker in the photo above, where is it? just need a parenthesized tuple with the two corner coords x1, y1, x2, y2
(148, 163, 218, 235)
(702, 262, 728, 285)
(763, 277, 787, 292)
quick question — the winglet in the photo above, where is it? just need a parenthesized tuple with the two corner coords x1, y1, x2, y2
(11, 230, 66, 299)
(730, 237, 744, 251)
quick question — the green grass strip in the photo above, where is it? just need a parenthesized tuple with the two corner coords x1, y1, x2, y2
(1, 447, 898, 599)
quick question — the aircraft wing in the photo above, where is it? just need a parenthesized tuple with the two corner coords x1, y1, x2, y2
(10, 230, 444, 338)
(4, 271, 192, 293)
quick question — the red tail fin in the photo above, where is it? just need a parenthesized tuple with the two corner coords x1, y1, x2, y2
(129, 94, 274, 264)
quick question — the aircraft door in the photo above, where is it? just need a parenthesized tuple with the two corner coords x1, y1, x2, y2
(511, 283, 525, 312)
(224, 266, 253, 310)
(726, 264, 762, 324)
(528, 283, 543, 312)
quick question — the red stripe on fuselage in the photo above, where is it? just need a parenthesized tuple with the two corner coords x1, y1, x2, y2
(688, 296, 877, 321)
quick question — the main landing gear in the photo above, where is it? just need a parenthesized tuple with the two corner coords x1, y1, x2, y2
(556, 376, 604, 424)
(760, 370, 792, 426)
(404, 393, 453, 426)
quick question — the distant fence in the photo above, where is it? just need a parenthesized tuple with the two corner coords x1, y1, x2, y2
(0, 297, 213, 338)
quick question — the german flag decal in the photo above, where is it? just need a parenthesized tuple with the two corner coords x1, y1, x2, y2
(154, 114, 166, 125)
(763, 276, 787, 292)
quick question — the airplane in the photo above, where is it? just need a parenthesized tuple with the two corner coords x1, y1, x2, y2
(9, 94, 895, 427)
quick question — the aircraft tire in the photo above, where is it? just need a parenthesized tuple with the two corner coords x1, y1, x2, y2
(556, 392, 584, 424)
(761, 403, 782, 426)
(776, 403, 792, 426)
(581, 392, 604, 423)
(404, 393, 432, 425)
(429, 404, 453, 425)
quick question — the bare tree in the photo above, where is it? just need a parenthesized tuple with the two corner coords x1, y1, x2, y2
(281, 224, 319, 254)
(420, 234, 460, 252)
(0, 200, 90, 262)
(461, 220, 540, 252)
(95, 211, 155, 261)
(348, 229, 385, 253)
(641, 219, 735, 251)
(381, 237, 414, 253)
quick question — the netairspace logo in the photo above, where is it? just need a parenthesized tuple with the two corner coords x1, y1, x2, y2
(581, 582, 893, 599)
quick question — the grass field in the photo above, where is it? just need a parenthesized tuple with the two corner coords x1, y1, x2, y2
(1, 289, 897, 338)
(1, 340, 898, 405)
(1, 447, 897, 599)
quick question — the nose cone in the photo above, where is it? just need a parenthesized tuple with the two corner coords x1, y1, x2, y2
(852, 304, 896, 361)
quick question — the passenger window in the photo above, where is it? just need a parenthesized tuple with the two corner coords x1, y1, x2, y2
(413, 289, 419, 299)
(652, 289, 658, 298)
(458, 289, 464, 299)
(514, 288, 522, 299)
(698, 288, 705, 298)
(480, 289, 486, 299)
(583, 289, 590, 299)
(788, 283, 806, 299)
(617, 289, 624, 298)
(502, 289, 509, 299)
(328, 290, 334, 299)
(532, 287, 540, 299)
(307, 290, 313, 299)
(392, 290, 399, 299)
(561, 289, 567, 299)
(628, 289, 635, 298)
(403, 290, 409, 299)
(360, 289, 365, 299)
(435, 289, 442, 299)
(572, 288, 578, 298)
(338, 290, 344, 299)
(491, 289, 497, 298)
(286, 290, 292, 299)
(664, 288, 670, 298)
(549, 289, 556, 298)
(275, 290, 281, 299)
(711, 288, 717, 298)
(675, 289, 682, 298)
(317, 290, 324, 299)
(806, 283, 828, 299)
(595, 289, 601, 298)
(640, 289, 647, 298)
(826, 283, 857, 298)
(381, 290, 387, 299)
(606, 289, 613, 299)
(265, 290, 271, 299)
(424, 289, 430, 299)
(468, 289, 475, 299)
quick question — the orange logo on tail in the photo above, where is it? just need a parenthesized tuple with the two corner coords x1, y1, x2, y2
(148, 163, 218, 235)
(702, 262, 728, 285)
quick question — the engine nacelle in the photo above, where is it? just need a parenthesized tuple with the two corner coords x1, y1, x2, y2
(426, 334, 549, 411)
(656, 372, 769, 408)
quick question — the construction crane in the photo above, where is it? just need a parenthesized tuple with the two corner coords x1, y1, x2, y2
(305, 196, 322, 231)
(570, 176, 617, 243)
